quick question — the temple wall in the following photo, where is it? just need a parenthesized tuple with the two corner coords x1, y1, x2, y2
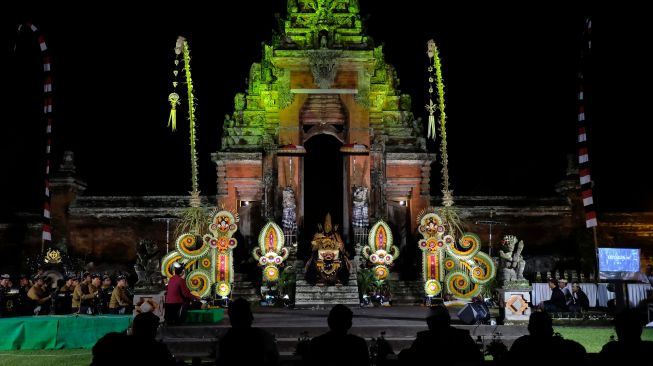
(2, 194, 652, 274)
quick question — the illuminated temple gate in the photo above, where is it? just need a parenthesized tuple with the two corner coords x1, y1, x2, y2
(212, 0, 434, 258)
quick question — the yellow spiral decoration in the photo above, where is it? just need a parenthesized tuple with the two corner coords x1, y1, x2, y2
(471, 251, 496, 284)
(161, 251, 183, 278)
(446, 232, 480, 260)
(424, 279, 442, 296)
(444, 258, 456, 271)
(186, 270, 210, 297)
(176, 233, 209, 259)
(445, 270, 480, 298)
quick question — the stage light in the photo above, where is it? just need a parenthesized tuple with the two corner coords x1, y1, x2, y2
(399, 200, 406, 206)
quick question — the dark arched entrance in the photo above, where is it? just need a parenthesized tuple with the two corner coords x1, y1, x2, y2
(300, 134, 343, 258)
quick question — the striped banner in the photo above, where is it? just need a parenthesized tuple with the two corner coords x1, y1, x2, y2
(577, 17, 596, 228)
(17, 23, 54, 244)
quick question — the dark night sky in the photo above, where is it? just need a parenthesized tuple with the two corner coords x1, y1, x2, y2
(1, 1, 651, 216)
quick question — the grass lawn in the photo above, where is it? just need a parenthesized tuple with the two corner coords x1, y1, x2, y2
(0, 349, 91, 366)
(554, 326, 653, 353)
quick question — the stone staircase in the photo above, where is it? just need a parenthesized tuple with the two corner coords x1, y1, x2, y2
(388, 280, 424, 305)
(231, 273, 260, 304)
(293, 259, 360, 308)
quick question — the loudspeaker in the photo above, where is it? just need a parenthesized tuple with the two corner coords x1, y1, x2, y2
(457, 302, 489, 325)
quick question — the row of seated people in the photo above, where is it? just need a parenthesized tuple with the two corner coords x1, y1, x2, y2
(91, 299, 653, 366)
(541, 277, 590, 313)
(0, 272, 133, 317)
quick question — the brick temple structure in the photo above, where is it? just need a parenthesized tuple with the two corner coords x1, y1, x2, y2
(1, 1, 652, 278)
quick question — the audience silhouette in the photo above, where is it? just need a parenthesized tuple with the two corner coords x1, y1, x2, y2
(90, 332, 131, 366)
(131, 311, 177, 365)
(598, 309, 653, 365)
(216, 298, 279, 366)
(399, 305, 482, 365)
(307, 304, 370, 366)
(507, 310, 591, 365)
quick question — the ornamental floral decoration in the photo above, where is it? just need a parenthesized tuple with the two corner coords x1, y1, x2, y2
(418, 211, 495, 299)
(362, 220, 400, 282)
(253, 221, 290, 282)
(161, 209, 239, 297)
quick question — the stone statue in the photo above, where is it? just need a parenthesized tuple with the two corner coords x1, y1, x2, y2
(498, 235, 526, 285)
(134, 240, 164, 291)
(352, 185, 369, 228)
(282, 186, 297, 233)
(305, 213, 351, 286)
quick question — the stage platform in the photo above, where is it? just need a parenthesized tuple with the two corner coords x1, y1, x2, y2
(0, 314, 132, 350)
(160, 305, 528, 362)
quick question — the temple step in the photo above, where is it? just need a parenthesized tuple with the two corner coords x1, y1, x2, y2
(388, 280, 424, 305)
(231, 279, 261, 303)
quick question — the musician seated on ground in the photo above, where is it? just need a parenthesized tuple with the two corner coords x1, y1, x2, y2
(568, 282, 590, 313)
(76, 273, 100, 315)
(109, 275, 133, 314)
(17, 274, 32, 315)
(27, 275, 51, 315)
(541, 278, 568, 313)
(71, 273, 88, 313)
(55, 275, 76, 314)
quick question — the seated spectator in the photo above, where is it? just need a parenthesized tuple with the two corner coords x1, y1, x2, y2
(399, 305, 482, 365)
(507, 311, 567, 364)
(90, 332, 131, 366)
(541, 278, 568, 312)
(131, 311, 177, 365)
(569, 282, 590, 313)
(598, 309, 653, 365)
(307, 304, 369, 366)
(216, 298, 279, 366)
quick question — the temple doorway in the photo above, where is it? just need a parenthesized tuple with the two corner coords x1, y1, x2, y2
(301, 134, 343, 258)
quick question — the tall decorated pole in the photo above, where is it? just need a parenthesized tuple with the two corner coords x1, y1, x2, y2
(161, 37, 241, 298)
(419, 40, 496, 301)
(167, 36, 208, 236)
(425, 39, 462, 236)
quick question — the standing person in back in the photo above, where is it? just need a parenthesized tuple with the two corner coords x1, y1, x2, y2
(399, 305, 482, 365)
(598, 309, 653, 365)
(164, 263, 199, 325)
(216, 298, 279, 366)
(307, 304, 369, 366)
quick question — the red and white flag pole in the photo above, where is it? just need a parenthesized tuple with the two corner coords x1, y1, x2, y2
(16, 23, 54, 252)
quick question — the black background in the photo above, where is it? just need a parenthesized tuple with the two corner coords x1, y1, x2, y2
(2, 1, 651, 216)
